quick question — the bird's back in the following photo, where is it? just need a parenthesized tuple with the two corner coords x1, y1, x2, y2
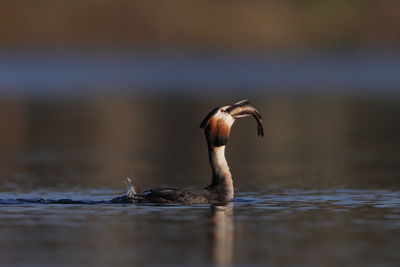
(137, 187, 211, 204)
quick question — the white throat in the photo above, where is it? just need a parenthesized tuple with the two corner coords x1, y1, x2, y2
(210, 146, 229, 175)
(208, 145, 234, 200)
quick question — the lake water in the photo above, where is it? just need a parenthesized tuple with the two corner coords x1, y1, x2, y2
(0, 189, 399, 266)
(0, 95, 399, 266)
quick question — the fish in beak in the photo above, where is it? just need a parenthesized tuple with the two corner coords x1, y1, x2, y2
(225, 99, 264, 137)
(200, 100, 264, 147)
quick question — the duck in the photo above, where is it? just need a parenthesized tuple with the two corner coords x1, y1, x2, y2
(111, 99, 263, 204)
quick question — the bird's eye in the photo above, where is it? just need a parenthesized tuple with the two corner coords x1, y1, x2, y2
(220, 109, 225, 112)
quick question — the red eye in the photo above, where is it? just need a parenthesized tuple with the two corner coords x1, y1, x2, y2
(220, 109, 225, 112)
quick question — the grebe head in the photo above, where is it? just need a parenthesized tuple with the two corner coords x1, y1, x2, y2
(200, 99, 264, 147)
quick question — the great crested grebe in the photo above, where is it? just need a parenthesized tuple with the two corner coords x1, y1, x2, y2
(111, 99, 263, 204)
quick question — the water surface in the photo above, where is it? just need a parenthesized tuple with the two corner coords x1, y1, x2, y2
(0, 189, 399, 266)
(0, 96, 399, 266)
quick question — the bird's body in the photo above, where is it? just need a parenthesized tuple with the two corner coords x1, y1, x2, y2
(113, 185, 232, 205)
(138, 187, 216, 204)
(111, 100, 263, 205)
(111, 185, 229, 204)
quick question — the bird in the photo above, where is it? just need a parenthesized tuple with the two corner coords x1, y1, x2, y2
(111, 99, 263, 204)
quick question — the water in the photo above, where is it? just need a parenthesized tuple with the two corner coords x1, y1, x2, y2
(0, 189, 399, 266)
(0, 96, 399, 266)
(1, 53, 400, 94)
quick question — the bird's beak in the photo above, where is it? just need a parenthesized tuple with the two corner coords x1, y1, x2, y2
(226, 99, 264, 137)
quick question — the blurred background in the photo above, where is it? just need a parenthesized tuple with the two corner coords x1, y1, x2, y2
(0, 1, 399, 190)
(1, 2, 400, 267)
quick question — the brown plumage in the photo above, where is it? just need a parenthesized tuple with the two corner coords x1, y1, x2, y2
(205, 117, 231, 147)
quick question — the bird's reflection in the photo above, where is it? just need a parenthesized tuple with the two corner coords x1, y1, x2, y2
(210, 203, 234, 266)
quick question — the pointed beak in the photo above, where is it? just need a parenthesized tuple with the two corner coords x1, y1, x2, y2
(226, 100, 264, 137)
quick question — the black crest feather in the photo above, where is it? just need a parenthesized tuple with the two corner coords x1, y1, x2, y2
(199, 106, 220, 129)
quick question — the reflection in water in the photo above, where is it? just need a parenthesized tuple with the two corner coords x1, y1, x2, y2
(210, 203, 234, 266)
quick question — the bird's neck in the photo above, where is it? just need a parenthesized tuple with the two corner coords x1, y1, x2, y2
(207, 145, 234, 201)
